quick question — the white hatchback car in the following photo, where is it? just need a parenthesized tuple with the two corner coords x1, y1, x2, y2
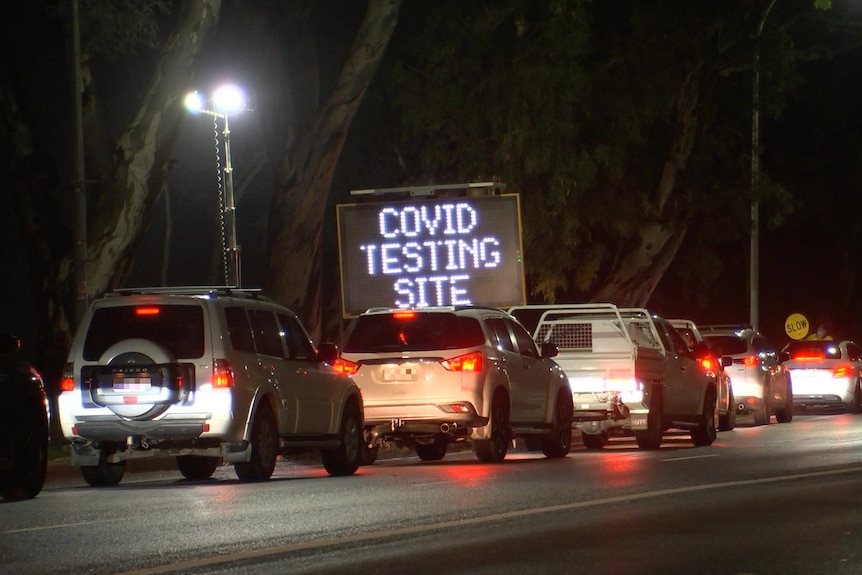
(701, 326, 793, 426)
(336, 307, 573, 463)
(780, 340, 862, 413)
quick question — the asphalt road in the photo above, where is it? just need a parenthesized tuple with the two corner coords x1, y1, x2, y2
(4, 412, 862, 575)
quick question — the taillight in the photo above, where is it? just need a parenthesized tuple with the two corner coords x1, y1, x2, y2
(135, 306, 161, 316)
(333, 358, 359, 376)
(699, 356, 717, 372)
(441, 351, 483, 372)
(793, 352, 824, 362)
(833, 364, 854, 378)
(743, 355, 759, 367)
(60, 362, 75, 392)
(393, 311, 416, 320)
(213, 359, 234, 388)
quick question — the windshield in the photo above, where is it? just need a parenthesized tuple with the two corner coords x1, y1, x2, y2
(83, 304, 206, 361)
(783, 341, 842, 360)
(343, 312, 485, 353)
(702, 335, 748, 356)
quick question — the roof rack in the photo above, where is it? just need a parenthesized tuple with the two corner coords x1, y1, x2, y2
(698, 323, 754, 333)
(108, 286, 269, 300)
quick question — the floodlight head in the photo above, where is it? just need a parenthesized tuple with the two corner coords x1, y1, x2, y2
(212, 84, 246, 115)
(184, 91, 204, 114)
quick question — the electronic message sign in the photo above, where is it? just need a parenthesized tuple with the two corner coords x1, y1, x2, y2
(336, 194, 526, 316)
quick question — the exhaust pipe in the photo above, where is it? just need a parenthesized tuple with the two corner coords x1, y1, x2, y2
(737, 403, 746, 412)
(440, 423, 457, 433)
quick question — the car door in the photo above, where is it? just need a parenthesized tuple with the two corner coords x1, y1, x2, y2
(276, 312, 339, 434)
(655, 319, 704, 416)
(486, 315, 548, 423)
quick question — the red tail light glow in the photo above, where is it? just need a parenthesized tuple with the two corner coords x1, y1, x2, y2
(743, 355, 760, 367)
(60, 363, 75, 392)
(135, 306, 161, 316)
(213, 359, 235, 388)
(441, 351, 483, 372)
(393, 311, 417, 320)
(699, 356, 717, 372)
(333, 358, 360, 376)
(793, 352, 825, 362)
(833, 364, 854, 378)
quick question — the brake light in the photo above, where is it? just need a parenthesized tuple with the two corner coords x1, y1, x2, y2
(699, 356, 717, 372)
(213, 359, 234, 388)
(793, 352, 824, 362)
(60, 362, 75, 392)
(743, 355, 759, 367)
(833, 364, 854, 378)
(135, 306, 160, 316)
(441, 351, 483, 372)
(393, 311, 416, 320)
(333, 358, 359, 376)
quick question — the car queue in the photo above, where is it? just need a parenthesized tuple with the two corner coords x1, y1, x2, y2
(7, 289, 862, 500)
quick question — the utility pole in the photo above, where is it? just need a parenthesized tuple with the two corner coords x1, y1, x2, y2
(72, 0, 88, 321)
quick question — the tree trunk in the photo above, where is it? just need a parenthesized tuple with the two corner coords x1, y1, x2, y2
(266, 0, 402, 340)
(592, 68, 703, 308)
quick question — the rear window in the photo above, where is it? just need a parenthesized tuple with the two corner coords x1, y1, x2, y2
(83, 304, 205, 361)
(703, 335, 748, 356)
(343, 312, 485, 353)
(784, 341, 841, 360)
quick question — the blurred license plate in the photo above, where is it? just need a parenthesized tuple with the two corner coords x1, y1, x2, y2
(113, 377, 152, 392)
(383, 365, 419, 382)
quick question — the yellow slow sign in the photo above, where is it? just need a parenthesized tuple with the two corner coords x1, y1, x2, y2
(785, 313, 810, 340)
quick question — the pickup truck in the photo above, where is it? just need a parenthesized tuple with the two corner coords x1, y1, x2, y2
(509, 304, 718, 450)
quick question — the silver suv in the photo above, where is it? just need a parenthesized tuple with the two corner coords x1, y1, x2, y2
(336, 307, 573, 463)
(58, 287, 364, 486)
(700, 325, 793, 426)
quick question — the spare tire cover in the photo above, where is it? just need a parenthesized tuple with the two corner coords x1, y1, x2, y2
(98, 338, 175, 420)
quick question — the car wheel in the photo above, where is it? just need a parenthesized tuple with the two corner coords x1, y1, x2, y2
(719, 392, 736, 431)
(0, 403, 48, 500)
(635, 386, 663, 450)
(234, 405, 279, 482)
(320, 401, 362, 476)
(691, 390, 717, 446)
(582, 431, 609, 449)
(847, 382, 862, 414)
(176, 455, 220, 480)
(775, 391, 794, 423)
(541, 389, 573, 458)
(474, 392, 510, 463)
(81, 451, 126, 487)
(415, 438, 448, 461)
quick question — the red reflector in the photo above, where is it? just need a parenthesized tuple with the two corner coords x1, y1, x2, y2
(203, 423, 210, 432)
(123, 396, 138, 404)
(60, 377, 75, 392)
(743, 355, 759, 367)
(441, 351, 483, 372)
(699, 356, 716, 372)
(393, 311, 416, 320)
(135, 306, 160, 316)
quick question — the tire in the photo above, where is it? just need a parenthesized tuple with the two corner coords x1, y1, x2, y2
(176, 455, 220, 480)
(582, 431, 609, 450)
(691, 390, 717, 447)
(846, 382, 862, 414)
(0, 403, 48, 500)
(474, 392, 510, 463)
(719, 392, 736, 432)
(415, 438, 448, 461)
(775, 394, 793, 423)
(541, 389, 573, 458)
(320, 401, 362, 476)
(81, 452, 126, 487)
(358, 443, 379, 466)
(234, 405, 279, 482)
(635, 386, 663, 450)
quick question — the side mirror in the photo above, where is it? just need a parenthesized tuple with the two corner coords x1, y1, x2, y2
(0, 334, 21, 355)
(317, 342, 339, 365)
(541, 341, 559, 359)
(778, 350, 790, 363)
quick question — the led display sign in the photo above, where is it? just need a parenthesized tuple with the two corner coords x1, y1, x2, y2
(336, 194, 526, 316)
